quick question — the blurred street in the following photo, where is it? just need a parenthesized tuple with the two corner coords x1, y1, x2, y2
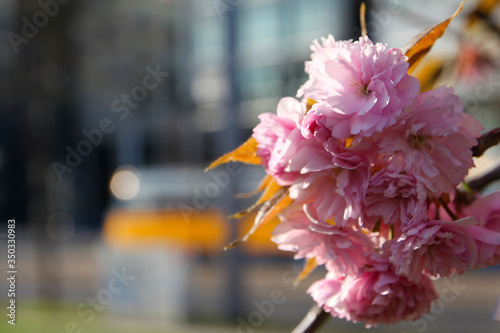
(1, 234, 499, 332)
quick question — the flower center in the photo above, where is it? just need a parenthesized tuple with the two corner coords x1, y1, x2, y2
(362, 84, 372, 95)
(409, 133, 426, 149)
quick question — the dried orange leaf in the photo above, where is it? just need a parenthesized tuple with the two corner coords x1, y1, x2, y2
(229, 206, 257, 220)
(205, 136, 260, 172)
(403, 0, 465, 74)
(412, 57, 445, 92)
(256, 177, 282, 205)
(235, 174, 272, 199)
(230, 177, 282, 219)
(256, 190, 293, 226)
(224, 188, 293, 250)
(294, 258, 318, 287)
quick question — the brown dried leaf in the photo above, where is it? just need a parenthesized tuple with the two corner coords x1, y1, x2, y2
(256, 177, 282, 205)
(224, 188, 293, 250)
(205, 136, 260, 172)
(294, 258, 318, 287)
(412, 57, 445, 92)
(235, 174, 272, 199)
(403, 0, 465, 74)
(230, 177, 282, 219)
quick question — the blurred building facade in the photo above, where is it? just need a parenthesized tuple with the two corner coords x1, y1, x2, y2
(0, 0, 361, 230)
(0, 0, 361, 318)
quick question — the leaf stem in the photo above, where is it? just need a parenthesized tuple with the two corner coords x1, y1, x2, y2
(439, 197, 459, 221)
(360, 3, 367, 38)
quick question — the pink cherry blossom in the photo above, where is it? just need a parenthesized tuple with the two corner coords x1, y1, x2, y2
(308, 255, 438, 327)
(289, 171, 352, 228)
(272, 207, 374, 277)
(307, 272, 343, 309)
(323, 136, 376, 169)
(240, 31, 492, 329)
(298, 35, 419, 139)
(463, 191, 500, 267)
(379, 85, 483, 197)
(463, 191, 500, 231)
(289, 164, 370, 227)
(252, 97, 333, 186)
(362, 169, 428, 231)
(383, 218, 479, 282)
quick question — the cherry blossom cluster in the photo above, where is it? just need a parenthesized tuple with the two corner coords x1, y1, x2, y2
(252, 35, 500, 327)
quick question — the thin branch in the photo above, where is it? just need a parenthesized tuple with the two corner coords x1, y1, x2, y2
(291, 305, 330, 333)
(472, 127, 500, 157)
(468, 163, 500, 191)
(439, 197, 459, 221)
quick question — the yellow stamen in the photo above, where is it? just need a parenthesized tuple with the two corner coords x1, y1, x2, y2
(345, 137, 354, 148)
(306, 98, 317, 113)
(326, 218, 336, 226)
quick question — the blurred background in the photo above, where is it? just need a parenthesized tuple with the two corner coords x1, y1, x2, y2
(0, 0, 500, 332)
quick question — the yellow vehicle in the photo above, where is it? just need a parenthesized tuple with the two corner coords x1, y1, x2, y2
(102, 164, 283, 256)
